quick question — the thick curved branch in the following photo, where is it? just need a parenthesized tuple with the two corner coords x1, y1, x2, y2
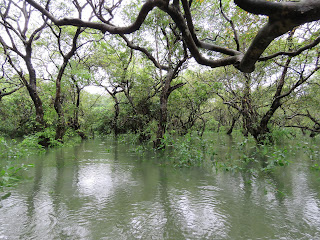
(164, 3, 242, 68)
(26, 0, 242, 69)
(234, 0, 320, 72)
(26, 0, 165, 34)
(0, 85, 24, 100)
(168, 82, 186, 95)
(26, 0, 320, 73)
(234, 0, 320, 24)
(236, 19, 298, 72)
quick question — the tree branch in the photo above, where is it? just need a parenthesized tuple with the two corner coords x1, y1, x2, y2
(260, 34, 320, 61)
(120, 34, 169, 71)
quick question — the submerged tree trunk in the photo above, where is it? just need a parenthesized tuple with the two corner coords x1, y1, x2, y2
(73, 85, 81, 131)
(54, 86, 65, 141)
(54, 62, 67, 142)
(154, 93, 169, 149)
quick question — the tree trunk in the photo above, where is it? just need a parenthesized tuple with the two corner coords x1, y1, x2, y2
(26, 84, 45, 129)
(54, 27, 82, 141)
(112, 94, 120, 136)
(153, 71, 174, 149)
(73, 86, 81, 130)
(54, 64, 66, 141)
(227, 115, 238, 135)
(25, 57, 45, 130)
(25, 74, 49, 147)
(54, 103, 65, 142)
(154, 90, 169, 149)
(72, 86, 87, 140)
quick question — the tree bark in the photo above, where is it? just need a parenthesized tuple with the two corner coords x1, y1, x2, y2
(154, 73, 172, 149)
(226, 115, 238, 135)
(25, 54, 46, 130)
(153, 70, 185, 149)
(53, 27, 82, 141)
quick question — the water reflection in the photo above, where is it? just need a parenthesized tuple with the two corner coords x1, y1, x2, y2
(0, 137, 320, 239)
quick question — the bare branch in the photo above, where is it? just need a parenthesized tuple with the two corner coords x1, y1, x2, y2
(120, 34, 169, 71)
(219, 0, 240, 51)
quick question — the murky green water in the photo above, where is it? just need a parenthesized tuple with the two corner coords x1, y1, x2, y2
(0, 136, 320, 239)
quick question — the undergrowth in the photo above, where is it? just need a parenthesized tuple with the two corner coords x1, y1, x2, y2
(0, 137, 36, 192)
(124, 130, 319, 174)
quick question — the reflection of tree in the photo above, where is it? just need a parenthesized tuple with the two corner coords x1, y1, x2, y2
(158, 167, 185, 239)
(26, 153, 45, 217)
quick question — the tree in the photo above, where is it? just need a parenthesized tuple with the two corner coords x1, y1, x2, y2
(0, 0, 48, 129)
(90, 37, 136, 136)
(48, 25, 84, 140)
(211, 47, 319, 143)
(90, 8, 189, 147)
(283, 73, 320, 137)
(25, 0, 320, 74)
(168, 70, 216, 136)
(123, 10, 189, 148)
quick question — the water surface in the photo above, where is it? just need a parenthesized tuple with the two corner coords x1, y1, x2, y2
(0, 137, 319, 239)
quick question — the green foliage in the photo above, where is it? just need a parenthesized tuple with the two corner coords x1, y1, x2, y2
(0, 137, 35, 190)
(20, 127, 82, 149)
(20, 128, 59, 149)
(121, 131, 294, 172)
(302, 142, 320, 161)
(211, 135, 292, 173)
(270, 128, 295, 144)
(0, 89, 35, 137)
(260, 147, 290, 173)
(311, 164, 320, 171)
(161, 133, 208, 167)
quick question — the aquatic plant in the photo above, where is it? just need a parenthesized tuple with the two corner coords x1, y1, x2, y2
(0, 137, 34, 190)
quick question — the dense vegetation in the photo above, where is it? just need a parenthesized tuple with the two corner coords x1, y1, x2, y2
(1, 0, 320, 188)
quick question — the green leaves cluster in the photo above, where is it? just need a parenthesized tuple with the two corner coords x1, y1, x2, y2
(0, 137, 34, 190)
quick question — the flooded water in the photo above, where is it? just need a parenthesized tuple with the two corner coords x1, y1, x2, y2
(0, 136, 320, 239)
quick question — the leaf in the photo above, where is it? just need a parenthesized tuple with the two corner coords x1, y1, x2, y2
(0, 192, 11, 200)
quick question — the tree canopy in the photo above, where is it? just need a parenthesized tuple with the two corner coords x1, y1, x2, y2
(24, 0, 320, 73)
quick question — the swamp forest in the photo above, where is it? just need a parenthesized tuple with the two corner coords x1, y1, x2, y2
(1, 0, 320, 239)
